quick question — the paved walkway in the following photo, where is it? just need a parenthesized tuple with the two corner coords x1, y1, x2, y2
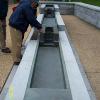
(0, 5, 14, 92)
(62, 15, 100, 100)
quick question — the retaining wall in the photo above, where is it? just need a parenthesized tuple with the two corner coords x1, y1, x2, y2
(40, 2, 74, 15)
(74, 3, 100, 28)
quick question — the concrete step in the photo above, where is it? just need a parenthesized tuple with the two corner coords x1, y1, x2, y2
(24, 88, 72, 100)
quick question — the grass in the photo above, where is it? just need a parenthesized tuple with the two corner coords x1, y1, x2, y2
(70, 0, 100, 6)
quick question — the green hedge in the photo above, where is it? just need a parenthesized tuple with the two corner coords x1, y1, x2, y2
(69, 0, 100, 6)
(81, 0, 100, 6)
(65, 0, 100, 6)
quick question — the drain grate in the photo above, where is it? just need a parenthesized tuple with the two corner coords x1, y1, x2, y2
(44, 27, 54, 43)
(45, 27, 53, 33)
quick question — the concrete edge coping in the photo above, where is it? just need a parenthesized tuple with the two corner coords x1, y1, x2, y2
(24, 14, 44, 47)
(55, 12, 65, 26)
(40, 4, 46, 8)
(54, 4, 59, 9)
(59, 31, 91, 100)
(4, 40, 39, 100)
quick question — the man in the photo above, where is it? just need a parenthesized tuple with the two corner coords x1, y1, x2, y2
(9, 0, 42, 64)
(0, 0, 11, 53)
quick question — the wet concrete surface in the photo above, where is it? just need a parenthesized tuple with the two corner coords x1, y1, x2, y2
(31, 47, 66, 89)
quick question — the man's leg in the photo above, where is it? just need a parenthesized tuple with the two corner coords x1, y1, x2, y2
(0, 20, 3, 49)
(0, 20, 6, 49)
(1, 19, 6, 47)
(10, 27, 22, 63)
(0, 19, 11, 53)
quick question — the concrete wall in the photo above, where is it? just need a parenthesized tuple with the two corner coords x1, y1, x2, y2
(59, 3, 74, 15)
(40, 1, 100, 28)
(74, 3, 100, 28)
(40, 2, 74, 15)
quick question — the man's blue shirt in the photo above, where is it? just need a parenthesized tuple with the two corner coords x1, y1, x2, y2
(9, 2, 42, 33)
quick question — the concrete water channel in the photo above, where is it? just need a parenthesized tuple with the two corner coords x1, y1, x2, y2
(24, 4, 72, 100)
(31, 5, 65, 89)
(3, 4, 93, 100)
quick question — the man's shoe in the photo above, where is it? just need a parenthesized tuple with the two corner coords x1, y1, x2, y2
(1, 47, 11, 53)
(14, 56, 22, 65)
(14, 61, 20, 65)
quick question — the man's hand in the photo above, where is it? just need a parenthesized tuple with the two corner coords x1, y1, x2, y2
(38, 28, 44, 33)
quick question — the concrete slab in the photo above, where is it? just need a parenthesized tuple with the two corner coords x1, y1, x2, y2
(55, 12, 65, 31)
(31, 47, 66, 89)
(40, 4, 46, 14)
(41, 4, 46, 9)
(54, 4, 59, 12)
(24, 88, 72, 100)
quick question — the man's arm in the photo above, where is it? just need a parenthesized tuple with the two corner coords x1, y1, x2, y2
(23, 5, 42, 29)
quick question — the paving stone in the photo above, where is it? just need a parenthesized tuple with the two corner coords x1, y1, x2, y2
(24, 88, 72, 100)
